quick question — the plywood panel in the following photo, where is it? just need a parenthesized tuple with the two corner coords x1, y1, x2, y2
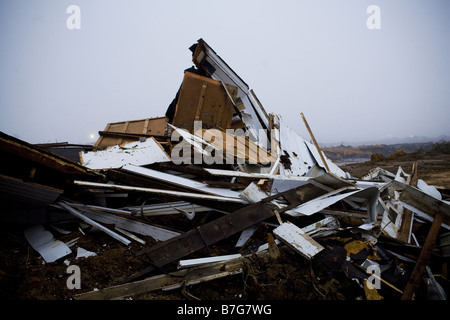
(172, 72, 237, 133)
(94, 117, 168, 149)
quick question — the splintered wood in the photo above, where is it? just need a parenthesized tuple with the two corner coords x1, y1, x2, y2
(273, 221, 324, 260)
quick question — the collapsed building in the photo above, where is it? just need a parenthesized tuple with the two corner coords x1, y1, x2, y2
(0, 39, 448, 300)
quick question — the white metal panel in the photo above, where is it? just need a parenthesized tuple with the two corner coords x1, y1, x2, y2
(304, 140, 346, 178)
(83, 209, 180, 241)
(122, 164, 242, 199)
(417, 179, 442, 200)
(277, 121, 315, 176)
(58, 201, 131, 246)
(286, 188, 361, 217)
(24, 225, 72, 263)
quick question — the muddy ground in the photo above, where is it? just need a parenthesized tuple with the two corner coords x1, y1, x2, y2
(0, 225, 379, 300)
(0, 151, 448, 300)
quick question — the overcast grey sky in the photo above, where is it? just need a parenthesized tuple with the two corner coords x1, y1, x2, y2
(1, 0, 449, 145)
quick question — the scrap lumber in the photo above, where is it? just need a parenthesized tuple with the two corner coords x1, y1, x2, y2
(300, 112, 330, 173)
(191, 38, 270, 146)
(75, 256, 245, 300)
(196, 128, 277, 165)
(123, 183, 326, 282)
(398, 161, 418, 243)
(273, 221, 324, 259)
(0, 131, 97, 178)
(389, 180, 450, 227)
(94, 117, 169, 149)
(171, 72, 238, 132)
(401, 212, 444, 300)
(127, 201, 275, 282)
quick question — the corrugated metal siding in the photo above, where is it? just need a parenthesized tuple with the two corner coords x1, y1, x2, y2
(0, 174, 62, 207)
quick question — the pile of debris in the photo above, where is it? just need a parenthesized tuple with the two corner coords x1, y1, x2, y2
(0, 39, 448, 300)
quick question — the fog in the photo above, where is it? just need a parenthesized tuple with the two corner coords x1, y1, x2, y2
(1, 0, 449, 145)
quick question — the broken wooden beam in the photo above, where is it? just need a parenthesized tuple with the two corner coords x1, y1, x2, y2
(123, 183, 326, 283)
(401, 212, 444, 300)
(136, 201, 275, 267)
(300, 112, 330, 173)
(273, 221, 324, 259)
(398, 161, 418, 243)
(75, 256, 244, 300)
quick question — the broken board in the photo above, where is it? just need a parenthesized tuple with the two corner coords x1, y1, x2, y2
(273, 221, 324, 259)
(93, 116, 169, 149)
(80, 137, 171, 170)
(172, 72, 237, 132)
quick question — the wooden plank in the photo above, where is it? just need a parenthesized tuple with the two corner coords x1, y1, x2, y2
(94, 123, 110, 148)
(0, 132, 95, 177)
(143, 118, 150, 135)
(300, 112, 329, 173)
(273, 221, 324, 259)
(198, 128, 276, 165)
(390, 180, 450, 226)
(401, 212, 444, 300)
(399, 161, 418, 243)
(195, 83, 207, 120)
(172, 72, 236, 132)
(121, 183, 326, 283)
(117, 121, 129, 145)
(136, 202, 275, 268)
(74, 257, 244, 300)
(94, 117, 169, 149)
